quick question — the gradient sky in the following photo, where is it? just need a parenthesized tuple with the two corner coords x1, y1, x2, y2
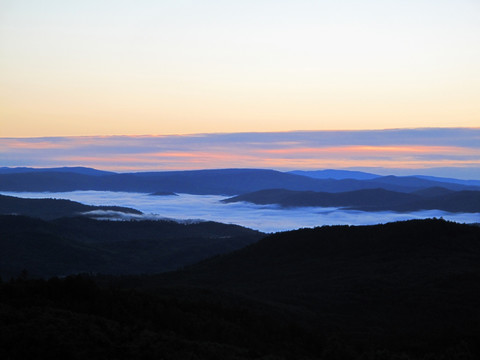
(2, 129, 480, 178)
(1, 0, 479, 137)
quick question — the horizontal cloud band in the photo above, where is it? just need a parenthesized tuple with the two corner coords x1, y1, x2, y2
(1, 128, 480, 178)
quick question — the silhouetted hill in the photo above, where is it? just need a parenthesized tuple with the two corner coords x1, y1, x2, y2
(290, 168, 480, 187)
(0, 169, 323, 194)
(0, 172, 109, 192)
(0, 194, 141, 220)
(289, 169, 380, 180)
(138, 219, 480, 352)
(411, 186, 455, 197)
(1, 168, 479, 194)
(0, 276, 325, 360)
(417, 174, 480, 187)
(3, 219, 480, 358)
(223, 188, 420, 210)
(223, 187, 480, 212)
(0, 215, 263, 279)
(404, 190, 480, 213)
(368, 174, 474, 190)
(322, 175, 480, 192)
(0, 166, 114, 176)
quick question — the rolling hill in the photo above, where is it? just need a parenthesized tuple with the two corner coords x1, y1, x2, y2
(0, 194, 141, 220)
(289, 169, 380, 180)
(0, 215, 263, 279)
(1, 167, 479, 194)
(2, 214, 480, 357)
(291, 169, 480, 187)
(134, 219, 480, 352)
(223, 187, 480, 213)
(0, 166, 115, 176)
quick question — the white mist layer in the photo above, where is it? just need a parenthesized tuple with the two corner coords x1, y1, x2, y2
(2, 191, 479, 233)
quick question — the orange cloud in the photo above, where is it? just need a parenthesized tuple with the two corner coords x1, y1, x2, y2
(260, 145, 475, 156)
(56, 151, 257, 167)
(4, 130, 480, 175)
(1, 140, 68, 150)
(54, 151, 480, 172)
(146, 151, 256, 161)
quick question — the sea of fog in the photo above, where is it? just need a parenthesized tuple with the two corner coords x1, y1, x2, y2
(2, 191, 479, 233)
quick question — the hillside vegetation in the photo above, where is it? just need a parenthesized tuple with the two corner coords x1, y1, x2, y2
(2, 219, 480, 359)
(223, 187, 480, 212)
(0, 215, 263, 278)
(0, 194, 141, 220)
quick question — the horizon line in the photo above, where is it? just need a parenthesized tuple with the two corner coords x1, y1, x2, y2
(2, 126, 480, 139)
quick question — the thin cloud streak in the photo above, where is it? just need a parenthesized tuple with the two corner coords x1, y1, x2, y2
(1, 128, 480, 178)
(259, 145, 475, 155)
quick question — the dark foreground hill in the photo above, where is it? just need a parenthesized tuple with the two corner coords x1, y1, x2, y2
(122, 219, 480, 356)
(0, 215, 263, 278)
(2, 219, 480, 359)
(223, 187, 480, 212)
(0, 194, 141, 220)
(0, 276, 326, 360)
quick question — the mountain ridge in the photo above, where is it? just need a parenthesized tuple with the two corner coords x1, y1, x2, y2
(1, 167, 479, 194)
(0, 193, 141, 220)
(137, 219, 480, 340)
(288, 169, 380, 180)
(223, 187, 480, 213)
(0, 166, 114, 176)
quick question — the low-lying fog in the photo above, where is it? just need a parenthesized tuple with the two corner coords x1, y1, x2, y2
(3, 191, 479, 233)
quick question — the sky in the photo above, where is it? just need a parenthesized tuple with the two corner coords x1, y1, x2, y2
(1, 0, 479, 137)
(2, 129, 480, 178)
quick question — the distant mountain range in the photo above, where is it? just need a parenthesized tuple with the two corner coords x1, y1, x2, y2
(223, 187, 480, 213)
(288, 169, 380, 180)
(289, 168, 480, 186)
(0, 166, 114, 176)
(1, 166, 479, 194)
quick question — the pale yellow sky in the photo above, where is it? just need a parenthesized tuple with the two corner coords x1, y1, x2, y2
(1, 0, 479, 137)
